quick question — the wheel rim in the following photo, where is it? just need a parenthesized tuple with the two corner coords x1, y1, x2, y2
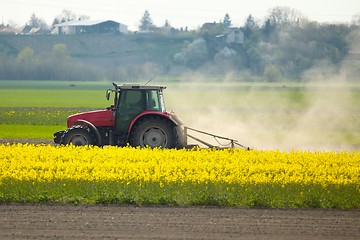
(69, 134, 89, 146)
(140, 127, 167, 148)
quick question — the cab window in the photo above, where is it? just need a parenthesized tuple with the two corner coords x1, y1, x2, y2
(146, 90, 160, 111)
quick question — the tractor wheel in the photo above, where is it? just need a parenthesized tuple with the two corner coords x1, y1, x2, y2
(129, 116, 177, 148)
(61, 126, 93, 146)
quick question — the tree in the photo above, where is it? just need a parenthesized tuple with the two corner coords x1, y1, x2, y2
(17, 47, 35, 63)
(139, 10, 156, 31)
(60, 9, 77, 22)
(243, 15, 258, 38)
(261, 19, 275, 41)
(164, 20, 170, 28)
(52, 18, 60, 27)
(51, 9, 89, 28)
(245, 45, 263, 74)
(264, 64, 282, 82)
(29, 13, 39, 27)
(28, 13, 48, 29)
(6, 20, 18, 28)
(223, 13, 231, 28)
(173, 38, 208, 69)
(266, 6, 306, 29)
(351, 14, 360, 26)
(51, 44, 70, 61)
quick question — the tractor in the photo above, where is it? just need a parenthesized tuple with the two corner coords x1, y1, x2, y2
(54, 83, 248, 149)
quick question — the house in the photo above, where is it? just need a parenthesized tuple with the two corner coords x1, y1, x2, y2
(17, 25, 50, 35)
(201, 22, 244, 45)
(19, 25, 32, 34)
(201, 22, 219, 32)
(216, 28, 244, 46)
(0, 24, 18, 34)
(54, 19, 128, 35)
(225, 28, 244, 45)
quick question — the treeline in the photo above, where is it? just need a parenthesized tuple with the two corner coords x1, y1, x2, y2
(221, 18, 356, 80)
(175, 9, 359, 81)
(1, 7, 360, 82)
(0, 44, 103, 81)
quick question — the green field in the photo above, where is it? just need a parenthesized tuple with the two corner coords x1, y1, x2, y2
(0, 80, 359, 150)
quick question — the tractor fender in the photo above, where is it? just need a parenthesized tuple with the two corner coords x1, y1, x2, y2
(70, 119, 102, 145)
(127, 111, 179, 134)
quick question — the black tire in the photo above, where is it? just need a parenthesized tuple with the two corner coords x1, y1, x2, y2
(176, 125, 187, 148)
(61, 126, 93, 146)
(129, 116, 177, 148)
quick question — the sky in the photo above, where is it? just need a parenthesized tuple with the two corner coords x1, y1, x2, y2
(1, 0, 359, 30)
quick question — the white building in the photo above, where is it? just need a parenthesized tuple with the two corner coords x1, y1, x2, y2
(54, 20, 128, 35)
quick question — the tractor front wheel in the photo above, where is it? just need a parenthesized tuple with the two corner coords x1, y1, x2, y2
(61, 126, 93, 146)
(129, 116, 177, 148)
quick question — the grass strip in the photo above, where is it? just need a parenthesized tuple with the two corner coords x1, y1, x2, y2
(0, 124, 63, 139)
(0, 180, 358, 208)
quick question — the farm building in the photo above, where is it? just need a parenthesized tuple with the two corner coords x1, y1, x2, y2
(201, 23, 244, 45)
(225, 28, 244, 45)
(54, 19, 128, 35)
(0, 24, 18, 34)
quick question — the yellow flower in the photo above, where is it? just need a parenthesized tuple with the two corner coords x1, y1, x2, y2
(0, 144, 359, 187)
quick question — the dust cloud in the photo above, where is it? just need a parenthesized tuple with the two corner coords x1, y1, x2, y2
(165, 40, 360, 151)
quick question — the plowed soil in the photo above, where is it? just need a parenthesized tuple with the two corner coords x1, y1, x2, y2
(0, 205, 359, 240)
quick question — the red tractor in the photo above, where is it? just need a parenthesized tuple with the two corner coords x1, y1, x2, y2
(54, 83, 186, 148)
(54, 83, 248, 149)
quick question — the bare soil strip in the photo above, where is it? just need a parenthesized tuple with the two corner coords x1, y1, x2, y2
(0, 205, 359, 240)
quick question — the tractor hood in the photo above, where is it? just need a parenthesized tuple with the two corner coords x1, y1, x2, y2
(67, 109, 114, 128)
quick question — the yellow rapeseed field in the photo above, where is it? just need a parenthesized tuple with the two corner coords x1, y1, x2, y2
(0, 143, 359, 186)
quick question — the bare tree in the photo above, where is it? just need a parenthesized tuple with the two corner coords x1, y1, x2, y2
(52, 9, 90, 28)
(351, 14, 360, 26)
(6, 19, 18, 28)
(60, 9, 77, 22)
(266, 6, 307, 29)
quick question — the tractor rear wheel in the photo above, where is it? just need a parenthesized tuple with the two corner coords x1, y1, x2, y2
(129, 116, 177, 148)
(61, 126, 93, 146)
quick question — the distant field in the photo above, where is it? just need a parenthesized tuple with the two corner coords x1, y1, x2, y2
(0, 80, 359, 150)
(0, 80, 107, 108)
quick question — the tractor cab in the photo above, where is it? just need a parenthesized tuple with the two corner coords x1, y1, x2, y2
(108, 84, 167, 133)
(106, 83, 166, 111)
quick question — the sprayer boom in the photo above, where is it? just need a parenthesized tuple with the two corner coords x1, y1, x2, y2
(183, 126, 250, 150)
